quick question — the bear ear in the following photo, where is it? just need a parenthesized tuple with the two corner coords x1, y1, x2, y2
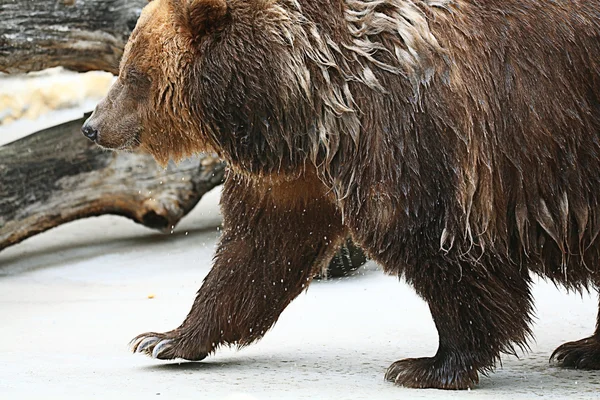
(184, 0, 228, 40)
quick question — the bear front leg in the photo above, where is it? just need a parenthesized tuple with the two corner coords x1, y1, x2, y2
(131, 171, 345, 360)
(385, 258, 534, 389)
(551, 294, 600, 369)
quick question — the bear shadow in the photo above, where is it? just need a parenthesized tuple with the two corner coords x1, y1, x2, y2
(0, 224, 221, 276)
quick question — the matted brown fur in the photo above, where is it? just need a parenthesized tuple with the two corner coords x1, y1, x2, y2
(83, 0, 600, 389)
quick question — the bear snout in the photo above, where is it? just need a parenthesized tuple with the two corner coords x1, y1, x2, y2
(81, 109, 140, 151)
(81, 121, 98, 142)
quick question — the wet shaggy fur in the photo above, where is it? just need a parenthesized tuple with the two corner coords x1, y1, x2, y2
(83, 0, 600, 390)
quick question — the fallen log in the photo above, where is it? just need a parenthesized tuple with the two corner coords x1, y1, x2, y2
(0, 114, 226, 252)
(0, 0, 146, 74)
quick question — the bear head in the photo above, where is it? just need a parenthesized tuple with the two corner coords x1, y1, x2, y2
(82, 0, 322, 171)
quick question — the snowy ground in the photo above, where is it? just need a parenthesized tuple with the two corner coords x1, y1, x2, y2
(1, 75, 600, 399)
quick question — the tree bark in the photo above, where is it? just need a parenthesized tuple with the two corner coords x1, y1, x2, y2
(0, 115, 226, 252)
(0, 0, 146, 74)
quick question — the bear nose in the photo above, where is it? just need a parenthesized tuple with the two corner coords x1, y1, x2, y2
(81, 123, 98, 142)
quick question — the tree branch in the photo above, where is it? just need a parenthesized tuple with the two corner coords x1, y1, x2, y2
(0, 0, 146, 74)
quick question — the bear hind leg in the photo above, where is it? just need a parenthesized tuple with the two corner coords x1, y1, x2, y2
(384, 257, 534, 389)
(551, 294, 600, 369)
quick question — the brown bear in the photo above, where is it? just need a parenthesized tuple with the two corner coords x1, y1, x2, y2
(81, 0, 600, 390)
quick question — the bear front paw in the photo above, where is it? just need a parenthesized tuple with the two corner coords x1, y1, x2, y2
(385, 357, 479, 390)
(551, 336, 600, 369)
(130, 331, 208, 361)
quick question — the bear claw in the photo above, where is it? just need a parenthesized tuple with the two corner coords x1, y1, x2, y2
(133, 336, 160, 354)
(130, 334, 165, 357)
(152, 339, 175, 359)
(130, 332, 209, 361)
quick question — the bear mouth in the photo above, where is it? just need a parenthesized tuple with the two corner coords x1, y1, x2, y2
(119, 136, 141, 151)
(96, 130, 141, 152)
(118, 129, 142, 151)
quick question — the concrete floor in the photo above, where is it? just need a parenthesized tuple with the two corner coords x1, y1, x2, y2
(1, 188, 600, 399)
